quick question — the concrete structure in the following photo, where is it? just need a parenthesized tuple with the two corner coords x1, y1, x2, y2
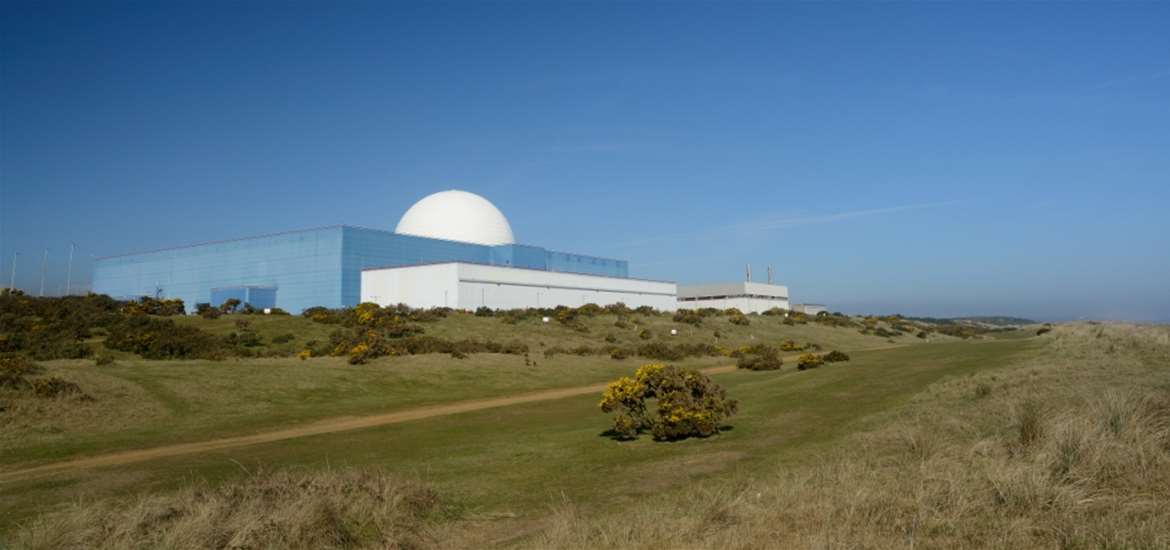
(676, 281, 789, 314)
(792, 303, 828, 316)
(362, 262, 677, 311)
(93, 191, 633, 312)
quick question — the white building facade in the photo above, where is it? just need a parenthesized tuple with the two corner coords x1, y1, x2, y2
(791, 303, 828, 315)
(676, 281, 790, 314)
(361, 262, 678, 311)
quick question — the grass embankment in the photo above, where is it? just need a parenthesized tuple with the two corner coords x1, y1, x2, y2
(2, 311, 909, 468)
(2, 334, 1036, 546)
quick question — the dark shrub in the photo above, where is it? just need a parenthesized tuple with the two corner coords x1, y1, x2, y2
(604, 334, 618, 343)
(634, 305, 656, 315)
(672, 309, 703, 326)
(474, 306, 494, 317)
(1036, 327, 1052, 335)
(219, 298, 241, 314)
(610, 347, 630, 360)
(614, 319, 631, 329)
(271, 333, 295, 345)
(604, 302, 631, 316)
(823, 350, 850, 363)
(975, 383, 992, 399)
(95, 354, 116, 366)
(196, 302, 222, 319)
(0, 353, 41, 389)
(577, 303, 603, 317)
(736, 344, 782, 371)
(728, 313, 750, 326)
(638, 328, 653, 340)
(762, 307, 786, 316)
(29, 376, 86, 398)
(105, 316, 227, 360)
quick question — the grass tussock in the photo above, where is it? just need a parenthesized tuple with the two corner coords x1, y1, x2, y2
(12, 468, 441, 550)
(522, 323, 1170, 549)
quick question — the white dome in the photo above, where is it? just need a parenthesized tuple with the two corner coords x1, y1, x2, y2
(395, 190, 515, 246)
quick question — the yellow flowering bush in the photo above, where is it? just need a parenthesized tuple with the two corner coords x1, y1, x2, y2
(599, 363, 737, 441)
(797, 353, 825, 370)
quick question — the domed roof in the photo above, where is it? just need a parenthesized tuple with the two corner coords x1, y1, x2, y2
(394, 190, 515, 246)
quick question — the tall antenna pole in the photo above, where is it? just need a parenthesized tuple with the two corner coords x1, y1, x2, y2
(65, 243, 75, 296)
(746, 263, 752, 282)
(8, 252, 18, 291)
(39, 249, 48, 296)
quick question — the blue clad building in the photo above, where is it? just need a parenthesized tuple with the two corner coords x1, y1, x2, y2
(92, 191, 630, 312)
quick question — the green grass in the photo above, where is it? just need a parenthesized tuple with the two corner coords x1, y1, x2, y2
(3, 311, 918, 469)
(0, 336, 1040, 536)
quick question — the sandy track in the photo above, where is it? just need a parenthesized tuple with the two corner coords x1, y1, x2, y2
(2, 364, 746, 484)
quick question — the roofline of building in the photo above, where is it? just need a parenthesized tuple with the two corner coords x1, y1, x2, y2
(94, 225, 349, 261)
(361, 260, 674, 285)
(94, 224, 628, 264)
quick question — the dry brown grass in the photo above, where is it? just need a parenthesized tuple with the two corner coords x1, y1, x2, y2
(10, 467, 441, 550)
(522, 323, 1170, 549)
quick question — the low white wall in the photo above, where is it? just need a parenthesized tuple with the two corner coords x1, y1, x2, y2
(361, 263, 459, 309)
(676, 296, 789, 314)
(362, 263, 677, 311)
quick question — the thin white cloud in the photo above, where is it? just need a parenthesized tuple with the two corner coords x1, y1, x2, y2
(610, 200, 960, 249)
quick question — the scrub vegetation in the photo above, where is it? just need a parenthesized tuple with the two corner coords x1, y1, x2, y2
(7, 289, 1142, 549)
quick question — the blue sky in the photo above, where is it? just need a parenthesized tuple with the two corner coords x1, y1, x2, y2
(1, 2, 1167, 320)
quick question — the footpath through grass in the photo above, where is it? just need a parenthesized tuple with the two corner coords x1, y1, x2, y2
(0, 337, 1039, 537)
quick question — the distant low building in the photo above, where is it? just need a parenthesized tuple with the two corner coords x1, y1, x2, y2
(676, 281, 789, 314)
(792, 303, 828, 316)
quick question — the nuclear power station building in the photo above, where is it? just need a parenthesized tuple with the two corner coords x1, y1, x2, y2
(93, 191, 676, 312)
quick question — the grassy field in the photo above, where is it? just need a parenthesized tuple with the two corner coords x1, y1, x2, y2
(0, 319, 1045, 546)
(2, 310, 917, 469)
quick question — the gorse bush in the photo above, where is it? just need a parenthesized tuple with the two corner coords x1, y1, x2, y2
(333, 330, 530, 364)
(600, 363, 738, 441)
(780, 339, 805, 352)
(105, 316, 227, 360)
(796, 353, 825, 370)
(121, 296, 185, 316)
(0, 291, 122, 360)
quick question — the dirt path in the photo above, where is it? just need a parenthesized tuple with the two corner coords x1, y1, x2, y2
(1, 364, 747, 484)
(1, 344, 918, 484)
